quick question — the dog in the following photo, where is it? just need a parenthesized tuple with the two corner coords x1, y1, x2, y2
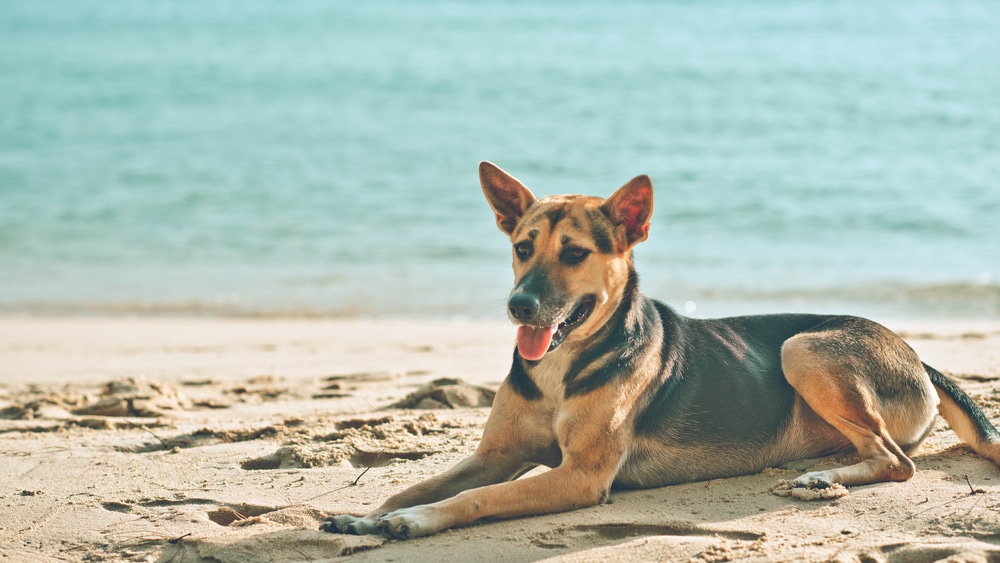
(322, 161, 1000, 540)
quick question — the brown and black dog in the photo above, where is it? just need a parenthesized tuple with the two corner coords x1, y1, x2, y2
(323, 162, 1000, 540)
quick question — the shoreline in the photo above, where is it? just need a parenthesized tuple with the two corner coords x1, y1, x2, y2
(2, 316, 999, 561)
(2, 277, 999, 322)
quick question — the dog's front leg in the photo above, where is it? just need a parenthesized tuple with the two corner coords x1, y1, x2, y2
(323, 383, 557, 535)
(322, 450, 532, 534)
(374, 450, 619, 539)
(375, 397, 629, 539)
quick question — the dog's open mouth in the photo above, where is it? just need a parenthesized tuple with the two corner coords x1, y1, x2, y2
(516, 296, 596, 361)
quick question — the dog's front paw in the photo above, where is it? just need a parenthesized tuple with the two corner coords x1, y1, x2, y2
(375, 507, 440, 540)
(320, 514, 379, 535)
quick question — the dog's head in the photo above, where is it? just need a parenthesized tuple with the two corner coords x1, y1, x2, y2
(480, 161, 653, 361)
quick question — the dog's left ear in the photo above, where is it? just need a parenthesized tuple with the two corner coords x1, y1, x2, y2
(480, 161, 537, 236)
(602, 174, 654, 249)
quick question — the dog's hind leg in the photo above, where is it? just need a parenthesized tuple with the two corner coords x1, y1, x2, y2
(779, 320, 937, 488)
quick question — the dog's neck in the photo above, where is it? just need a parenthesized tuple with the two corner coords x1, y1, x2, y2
(507, 267, 654, 401)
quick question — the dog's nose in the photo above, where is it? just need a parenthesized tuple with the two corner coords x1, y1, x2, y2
(508, 294, 539, 323)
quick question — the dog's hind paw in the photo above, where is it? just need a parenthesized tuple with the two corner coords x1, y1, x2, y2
(770, 479, 849, 501)
(320, 514, 379, 535)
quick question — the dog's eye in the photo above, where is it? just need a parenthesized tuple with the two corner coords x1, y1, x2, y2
(513, 241, 533, 260)
(561, 247, 591, 265)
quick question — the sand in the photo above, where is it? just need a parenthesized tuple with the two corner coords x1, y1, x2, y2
(1, 316, 999, 562)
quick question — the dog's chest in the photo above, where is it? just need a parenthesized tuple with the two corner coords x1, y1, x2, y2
(528, 353, 571, 402)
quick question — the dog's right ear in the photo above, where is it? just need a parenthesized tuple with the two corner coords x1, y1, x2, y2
(480, 161, 537, 236)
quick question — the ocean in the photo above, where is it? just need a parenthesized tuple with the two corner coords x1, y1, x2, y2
(1, 0, 998, 319)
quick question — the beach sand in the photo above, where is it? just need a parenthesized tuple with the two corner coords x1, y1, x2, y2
(1, 316, 999, 562)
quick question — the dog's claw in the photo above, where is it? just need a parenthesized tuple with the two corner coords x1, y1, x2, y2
(794, 477, 832, 489)
(376, 517, 410, 540)
(790, 471, 834, 490)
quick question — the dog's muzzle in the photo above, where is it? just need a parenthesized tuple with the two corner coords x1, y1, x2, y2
(511, 295, 596, 361)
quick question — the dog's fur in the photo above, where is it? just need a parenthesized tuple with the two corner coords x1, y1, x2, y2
(323, 162, 1000, 540)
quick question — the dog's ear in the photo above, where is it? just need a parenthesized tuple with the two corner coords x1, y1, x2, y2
(480, 161, 537, 236)
(602, 174, 654, 249)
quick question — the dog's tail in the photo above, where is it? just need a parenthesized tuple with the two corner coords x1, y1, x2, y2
(926, 363, 1000, 466)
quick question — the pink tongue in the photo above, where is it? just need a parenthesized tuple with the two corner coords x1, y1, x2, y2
(517, 325, 558, 361)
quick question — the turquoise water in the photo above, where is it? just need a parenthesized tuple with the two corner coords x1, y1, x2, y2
(1, 1, 998, 318)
